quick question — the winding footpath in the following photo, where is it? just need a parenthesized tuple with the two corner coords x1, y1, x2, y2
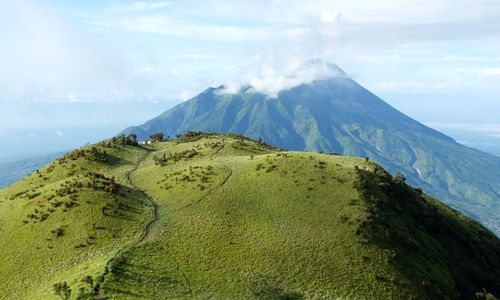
(94, 150, 159, 299)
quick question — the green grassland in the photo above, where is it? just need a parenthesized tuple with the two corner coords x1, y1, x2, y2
(0, 133, 499, 299)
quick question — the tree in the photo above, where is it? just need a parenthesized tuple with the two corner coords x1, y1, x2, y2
(75, 275, 95, 299)
(81, 275, 94, 288)
(150, 132, 164, 142)
(127, 134, 138, 145)
(393, 172, 406, 184)
(116, 134, 127, 145)
(53, 282, 71, 300)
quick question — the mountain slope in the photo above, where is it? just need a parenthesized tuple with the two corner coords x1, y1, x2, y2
(0, 133, 499, 299)
(0, 142, 152, 299)
(123, 73, 500, 235)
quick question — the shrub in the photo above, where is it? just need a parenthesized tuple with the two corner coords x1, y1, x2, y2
(393, 172, 406, 184)
(52, 227, 64, 237)
(476, 290, 498, 300)
(53, 282, 71, 300)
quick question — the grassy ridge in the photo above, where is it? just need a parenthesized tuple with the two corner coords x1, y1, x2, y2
(101, 133, 499, 299)
(0, 144, 151, 299)
(0, 133, 499, 299)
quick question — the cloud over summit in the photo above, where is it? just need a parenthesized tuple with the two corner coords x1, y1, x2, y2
(219, 60, 347, 97)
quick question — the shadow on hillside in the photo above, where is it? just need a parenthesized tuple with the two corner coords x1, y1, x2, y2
(250, 275, 304, 300)
(353, 166, 500, 299)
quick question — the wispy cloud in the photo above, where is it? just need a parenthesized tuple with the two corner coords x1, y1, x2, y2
(219, 59, 346, 97)
(320, 11, 341, 23)
(372, 81, 429, 94)
(2, 0, 500, 104)
(90, 14, 277, 42)
(55, 130, 64, 138)
(136, 66, 179, 76)
(110, 1, 171, 12)
(426, 122, 500, 138)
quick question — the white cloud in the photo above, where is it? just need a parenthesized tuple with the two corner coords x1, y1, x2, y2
(372, 81, 428, 94)
(455, 67, 500, 77)
(320, 11, 340, 23)
(136, 66, 179, 76)
(92, 15, 275, 42)
(3, 0, 500, 105)
(111, 1, 171, 12)
(56, 130, 64, 138)
(368, 64, 500, 94)
(426, 122, 500, 139)
(141, 2, 170, 9)
(136, 66, 165, 75)
(219, 59, 347, 97)
(67, 91, 82, 103)
(0, 1, 128, 103)
(179, 90, 194, 101)
(162, 54, 217, 61)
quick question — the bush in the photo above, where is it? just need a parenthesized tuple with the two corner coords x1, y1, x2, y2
(53, 282, 71, 300)
(52, 227, 64, 237)
(476, 291, 499, 300)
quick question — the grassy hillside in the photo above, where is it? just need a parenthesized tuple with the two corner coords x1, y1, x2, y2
(0, 132, 499, 299)
(0, 142, 152, 299)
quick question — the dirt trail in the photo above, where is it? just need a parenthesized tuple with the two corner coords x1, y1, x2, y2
(94, 150, 159, 299)
(126, 158, 159, 243)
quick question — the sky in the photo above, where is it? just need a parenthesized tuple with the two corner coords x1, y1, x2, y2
(0, 0, 500, 161)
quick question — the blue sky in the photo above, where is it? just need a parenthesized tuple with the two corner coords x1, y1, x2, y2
(1, 0, 500, 161)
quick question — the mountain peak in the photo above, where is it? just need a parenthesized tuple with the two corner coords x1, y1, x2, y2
(303, 59, 347, 76)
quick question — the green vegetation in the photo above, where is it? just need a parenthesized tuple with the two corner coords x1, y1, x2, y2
(149, 132, 165, 142)
(0, 138, 151, 299)
(53, 282, 71, 300)
(0, 132, 498, 299)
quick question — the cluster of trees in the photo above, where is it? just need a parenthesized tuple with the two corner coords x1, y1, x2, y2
(152, 149, 199, 166)
(149, 132, 165, 142)
(53, 275, 96, 300)
(59, 146, 108, 164)
(152, 153, 168, 166)
(85, 172, 119, 194)
(8, 189, 29, 200)
(109, 131, 278, 147)
(24, 173, 120, 223)
(110, 134, 138, 146)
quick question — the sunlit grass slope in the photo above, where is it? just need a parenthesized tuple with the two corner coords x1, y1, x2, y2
(0, 143, 151, 299)
(0, 132, 499, 299)
(103, 133, 499, 299)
